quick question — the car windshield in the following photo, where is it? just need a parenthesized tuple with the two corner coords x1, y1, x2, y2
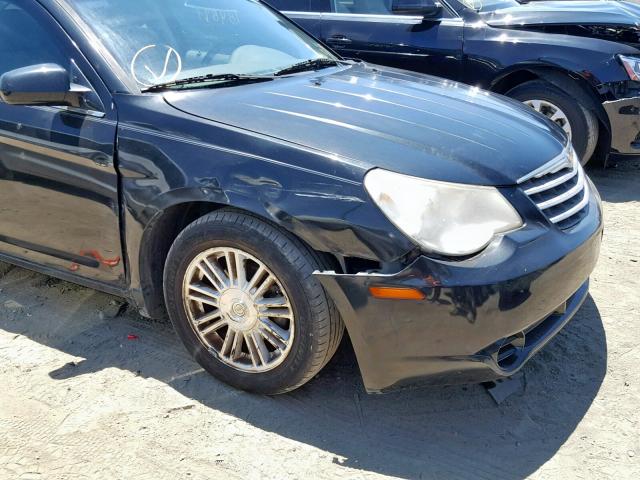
(458, 0, 520, 12)
(71, 0, 336, 90)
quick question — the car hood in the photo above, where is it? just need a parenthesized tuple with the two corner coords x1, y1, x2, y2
(163, 64, 567, 186)
(483, 1, 640, 28)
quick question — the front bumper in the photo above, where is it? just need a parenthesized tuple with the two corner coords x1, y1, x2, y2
(316, 196, 603, 393)
(603, 96, 640, 155)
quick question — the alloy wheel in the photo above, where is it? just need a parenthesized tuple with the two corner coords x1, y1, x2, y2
(182, 247, 295, 373)
(524, 99, 573, 139)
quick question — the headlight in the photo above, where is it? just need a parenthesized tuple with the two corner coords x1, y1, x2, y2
(364, 169, 523, 257)
(619, 54, 640, 81)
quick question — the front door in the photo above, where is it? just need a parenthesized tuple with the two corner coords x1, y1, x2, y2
(315, 0, 464, 80)
(0, 0, 124, 285)
(266, 0, 326, 38)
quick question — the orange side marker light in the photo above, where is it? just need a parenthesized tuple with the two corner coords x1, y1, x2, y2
(369, 286, 426, 300)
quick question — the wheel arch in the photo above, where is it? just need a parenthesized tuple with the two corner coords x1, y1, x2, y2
(491, 64, 612, 166)
(137, 200, 226, 319)
(136, 199, 351, 319)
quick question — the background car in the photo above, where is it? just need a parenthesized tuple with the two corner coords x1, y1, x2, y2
(269, 0, 640, 166)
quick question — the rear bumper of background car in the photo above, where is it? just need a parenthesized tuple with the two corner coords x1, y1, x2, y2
(315, 203, 603, 393)
(603, 96, 640, 155)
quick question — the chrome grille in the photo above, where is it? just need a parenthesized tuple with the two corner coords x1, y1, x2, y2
(518, 147, 590, 230)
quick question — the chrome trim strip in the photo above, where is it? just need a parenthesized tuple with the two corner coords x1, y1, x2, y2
(282, 11, 462, 25)
(58, 106, 106, 118)
(524, 162, 579, 195)
(326, 12, 399, 22)
(536, 166, 585, 210)
(30, 106, 110, 122)
(282, 11, 323, 20)
(517, 143, 572, 184)
(549, 184, 590, 224)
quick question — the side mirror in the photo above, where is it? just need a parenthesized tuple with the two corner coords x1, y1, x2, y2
(0, 63, 90, 108)
(392, 0, 443, 18)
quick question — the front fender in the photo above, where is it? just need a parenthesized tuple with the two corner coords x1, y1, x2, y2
(114, 94, 416, 315)
(138, 180, 412, 264)
(465, 24, 635, 88)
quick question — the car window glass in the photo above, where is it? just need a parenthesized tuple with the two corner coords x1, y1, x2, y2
(268, 0, 331, 12)
(0, 1, 67, 76)
(310, 0, 332, 12)
(331, 0, 452, 17)
(70, 60, 105, 113)
(265, 0, 310, 10)
(72, 0, 336, 89)
(332, 0, 393, 14)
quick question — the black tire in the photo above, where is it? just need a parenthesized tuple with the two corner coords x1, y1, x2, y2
(163, 209, 344, 395)
(507, 80, 599, 165)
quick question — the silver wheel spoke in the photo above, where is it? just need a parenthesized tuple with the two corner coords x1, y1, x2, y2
(200, 318, 227, 336)
(252, 332, 270, 365)
(526, 100, 542, 112)
(525, 99, 572, 139)
(255, 296, 287, 308)
(234, 251, 247, 288)
(183, 246, 294, 373)
(252, 274, 275, 300)
(221, 329, 235, 357)
(193, 310, 223, 327)
(549, 111, 564, 122)
(257, 296, 292, 320)
(187, 292, 219, 307)
(259, 317, 289, 348)
(245, 333, 262, 367)
(201, 258, 229, 290)
(231, 330, 244, 361)
(189, 282, 220, 300)
(246, 265, 266, 293)
(224, 250, 240, 287)
(260, 307, 292, 319)
(260, 330, 286, 350)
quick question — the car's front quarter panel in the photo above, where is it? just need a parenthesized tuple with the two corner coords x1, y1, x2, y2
(463, 23, 638, 90)
(113, 94, 416, 313)
(463, 21, 640, 155)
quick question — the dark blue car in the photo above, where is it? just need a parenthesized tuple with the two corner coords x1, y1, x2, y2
(270, 0, 640, 166)
(0, 0, 602, 394)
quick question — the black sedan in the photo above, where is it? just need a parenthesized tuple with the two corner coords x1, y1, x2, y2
(0, 0, 602, 394)
(271, 0, 640, 166)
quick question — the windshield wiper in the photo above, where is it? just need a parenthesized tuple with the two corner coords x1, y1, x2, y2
(141, 73, 274, 92)
(274, 58, 343, 77)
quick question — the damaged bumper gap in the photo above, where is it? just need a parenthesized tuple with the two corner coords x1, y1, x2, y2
(315, 227, 601, 394)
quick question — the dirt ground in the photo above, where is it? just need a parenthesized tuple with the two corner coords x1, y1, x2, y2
(1, 158, 639, 480)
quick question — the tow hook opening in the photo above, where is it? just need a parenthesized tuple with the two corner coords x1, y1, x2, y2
(495, 332, 526, 369)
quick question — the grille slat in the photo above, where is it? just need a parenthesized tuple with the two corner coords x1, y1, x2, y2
(537, 166, 585, 210)
(549, 187, 590, 224)
(523, 165, 579, 195)
(518, 146, 590, 230)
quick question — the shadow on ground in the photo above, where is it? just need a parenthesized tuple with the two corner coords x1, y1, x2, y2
(3, 154, 634, 478)
(0, 279, 607, 479)
(588, 155, 640, 203)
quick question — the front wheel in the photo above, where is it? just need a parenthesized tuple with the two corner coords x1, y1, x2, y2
(163, 209, 344, 394)
(507, 80, 599, 165)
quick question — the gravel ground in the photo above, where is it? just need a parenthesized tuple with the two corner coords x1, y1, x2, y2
(1, 158, 639, 480)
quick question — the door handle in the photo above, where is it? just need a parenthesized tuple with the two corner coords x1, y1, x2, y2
(327, 35, 352, 46)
